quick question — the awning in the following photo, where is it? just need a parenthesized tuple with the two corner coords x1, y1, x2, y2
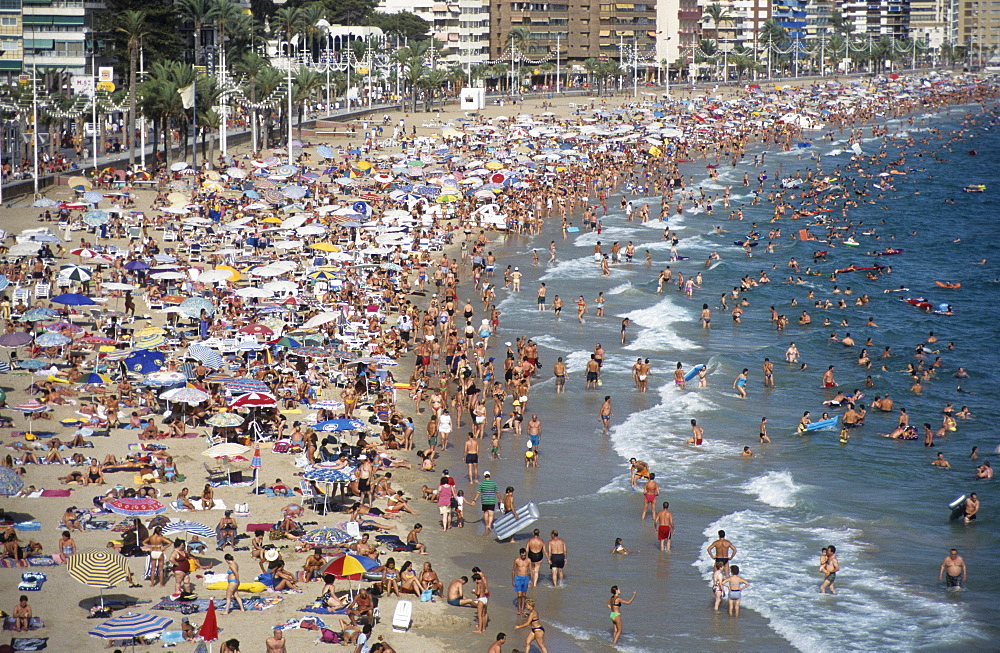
(599, 30, 611, 37)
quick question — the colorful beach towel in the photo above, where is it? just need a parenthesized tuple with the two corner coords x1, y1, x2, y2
(3, 617, 43, 631)
(39, 490, 71, 498)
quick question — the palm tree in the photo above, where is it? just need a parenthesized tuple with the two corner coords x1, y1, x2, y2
(176, 0, 215, 66)
(695, 39, 719, 81)
(113, 10, 149, 166)
(292, 66, 323, 137)
(210, 0, 242, 57)
(273, 6, 304, 57)
(417, 68, 447, 111)
(254, 65, 284, 148)
(505, 27, 530, 92)
(702, 3, 733, 80)
(139, 60, 191, 166)
(469, 63, 490, 88)
(298, 4, 326, 62)
(395, 42, 429, 112)
(232, 51, 270, 153)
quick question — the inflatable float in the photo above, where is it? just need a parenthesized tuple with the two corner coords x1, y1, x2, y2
(934, 281, 961, 289)
(683, 364, 706, 383)
(799, 416, 839, 432)
(949, 495, 967, 521)
(872, 248, 904, 256)
(493, 501, 540, 540)
(963, 184, 985, 193)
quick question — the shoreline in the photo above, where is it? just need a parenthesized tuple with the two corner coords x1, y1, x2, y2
(0, 71, 996, 653)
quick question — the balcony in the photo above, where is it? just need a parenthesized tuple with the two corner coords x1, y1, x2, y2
(678, 10, 700, 20)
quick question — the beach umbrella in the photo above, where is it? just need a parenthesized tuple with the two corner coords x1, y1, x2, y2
(51, 293, 97, 306)
(179, 296, 217, 318)
(199, 599, 219, 649)
(67, 549, 131, 607)
(59, 264, 94, 282)
(229, 392, 276, 408)
(83, 190, 104, 204)
(238, 324, 274, 337)
(20, 307, 59, 322)
(123, 260, 150, 271)
(302, 312, 339, 328)
(151, 270, 186, 281)
(8, 242, 42, 257)
(272, 336, 301, 349)
(310, 399, 344, 411)
(142, 371, 187, 387)
(160, 386, 210, 404)
(204, 371, 235, 384)
(14, 399, 49, 434)
(322, 554, 380, 595)
(206, 412, 244, 427)
(79, 372, 113, 385)
(36, 331, 71, 347)
(125, 350, 166, 374)
(187, 344, 224, 368)
(235, 286, 272, 298)
(197, 269, 233, 284)
(161, 519, 216, 539)
(0, 274, 8, 291)
(89, 612, 173, 652)
(203, 442, 251, 458)
(104, 497, 167, 517)
(314, 418, 365, 432)
(225, 378, 269, 394)
(132, 331, 167, 350)
(292, 346, 331, 358)
(135, 326, 166, 337)
(81, 336, 118, 346)
(300, 527, 354, 546)
(44, 321, 84, 334)
(0, 465, 25, 496)
(0, 332, 33, 347)
(33, 198, 57, 207)
(17, 359, 50, 370)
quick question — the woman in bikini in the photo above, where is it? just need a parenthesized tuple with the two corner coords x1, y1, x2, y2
(143, 526, 172, 587)
(607, 585, 637, 645)
(222, 554, 246, 614)
(398, 561, 423, 595)
(514, 598, 548, 653)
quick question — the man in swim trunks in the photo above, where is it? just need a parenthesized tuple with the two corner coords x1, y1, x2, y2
(641, 473, 659, 520)
(939, 549, 966, 589)
(964, 493, 979, 523)
(650, 501, 673, 551)
(820, 544, 839, 594)
(546, 530, 567, 586)
(463, 433, 480, 483)
(585, 356, 600, 390)
(599, 396, 614, 434)
(629, 458, 650, 489)
(526, 415, 542, 451)
(553, 357, 567, 393)
(822, 365, 837, 388)
(511, 549, 532, 615)
(446, 577, 477, 607)
(526, 529, 546, 587)
(707, 530, 737, 574)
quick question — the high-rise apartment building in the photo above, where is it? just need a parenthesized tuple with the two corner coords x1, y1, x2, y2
(21, 0, 93, 77)
(842, 0, 911, 38)
(378, 0, 490, 67)
(957, 0, 1000, 56)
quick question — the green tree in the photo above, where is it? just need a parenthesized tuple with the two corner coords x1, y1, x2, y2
(176, 0, 216, 66)
(113, 9, 149, 166)
(395, 42, 429, 112)
(273, 6, 305, 52)
(232, 51, 271, 153)
(293, 66, 324, 137)
(368, 11, 429, 42)
(316, 0, 376, 26)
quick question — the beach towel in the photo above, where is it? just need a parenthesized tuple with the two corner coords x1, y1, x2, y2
(27, 557, 59, 567)
(245, 523, 274, 533)
(0, 558, 28, 568)
(174, 499, 227, 511)
(39, 490, 71, 498)
(14, 522, 41, 531)
(18, 572, 46, 591)
(298, 605, 348, 616)
(11, 637, 48, 651)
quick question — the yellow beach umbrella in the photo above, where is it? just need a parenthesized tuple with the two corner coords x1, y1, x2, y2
(215, 265, 241, 281)
(310, 243, 340, 252)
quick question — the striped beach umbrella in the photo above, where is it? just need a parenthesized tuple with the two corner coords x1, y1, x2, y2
(161, 520, 216, 539)
(204, 370, 235, 384)
(67, 549, 131, 606)
(322, 553, 379, 579)
(225, 378, 269, 394)
(132, 331, 167, 350)
(89, 612, 173, 640)
(300, 527, 355, 546)
(160, 386, 210, 404)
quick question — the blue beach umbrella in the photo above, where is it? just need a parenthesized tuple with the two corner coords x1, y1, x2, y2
(89, 612, 173, 642)
(124, 349, 166, 374)
(314, 418, 365, 432)
(51, 293, 97, 306)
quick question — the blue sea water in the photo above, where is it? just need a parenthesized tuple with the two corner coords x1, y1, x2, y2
(454, 101, 999, 652)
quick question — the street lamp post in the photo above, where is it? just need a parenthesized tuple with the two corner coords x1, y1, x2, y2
(286, 45, 294, 167)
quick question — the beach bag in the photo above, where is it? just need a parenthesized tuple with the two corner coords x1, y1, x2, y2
(320, 628, 340, 643)
(189, 558, 198, 572)
(420, 588, 433, 602)
(269, 529, 286, 541)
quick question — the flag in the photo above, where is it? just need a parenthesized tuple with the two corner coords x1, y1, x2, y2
(178, 83, 195, 110)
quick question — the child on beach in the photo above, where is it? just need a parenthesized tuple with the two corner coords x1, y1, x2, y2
(490, 432, 501, 459)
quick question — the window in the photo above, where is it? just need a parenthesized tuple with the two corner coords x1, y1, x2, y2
(0, 17, 16, 25)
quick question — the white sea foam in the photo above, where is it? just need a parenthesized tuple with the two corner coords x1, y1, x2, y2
(572, 226, 637, 248)
(607, 281, 633, 295)
(695, 510, 979, 653)
(619, 296, 699, 352)
(740, 471, 802, 508)
(528, 334, 570, 352)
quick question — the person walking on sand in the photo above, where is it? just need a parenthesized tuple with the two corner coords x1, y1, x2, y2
(723, 566, 750, 616)
(511, 549, 532, 616)
(599, 396, 614, 433)
(223, 553, 246, 614)
(464, 433, 480, 483)
(654, 501, 674, 551)
(607, 585, 636, 645)
(514, 599, 548, 653)
(820, 545, 839, 594)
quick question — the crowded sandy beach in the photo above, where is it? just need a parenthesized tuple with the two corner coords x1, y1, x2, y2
(1, 70, 998, 653)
